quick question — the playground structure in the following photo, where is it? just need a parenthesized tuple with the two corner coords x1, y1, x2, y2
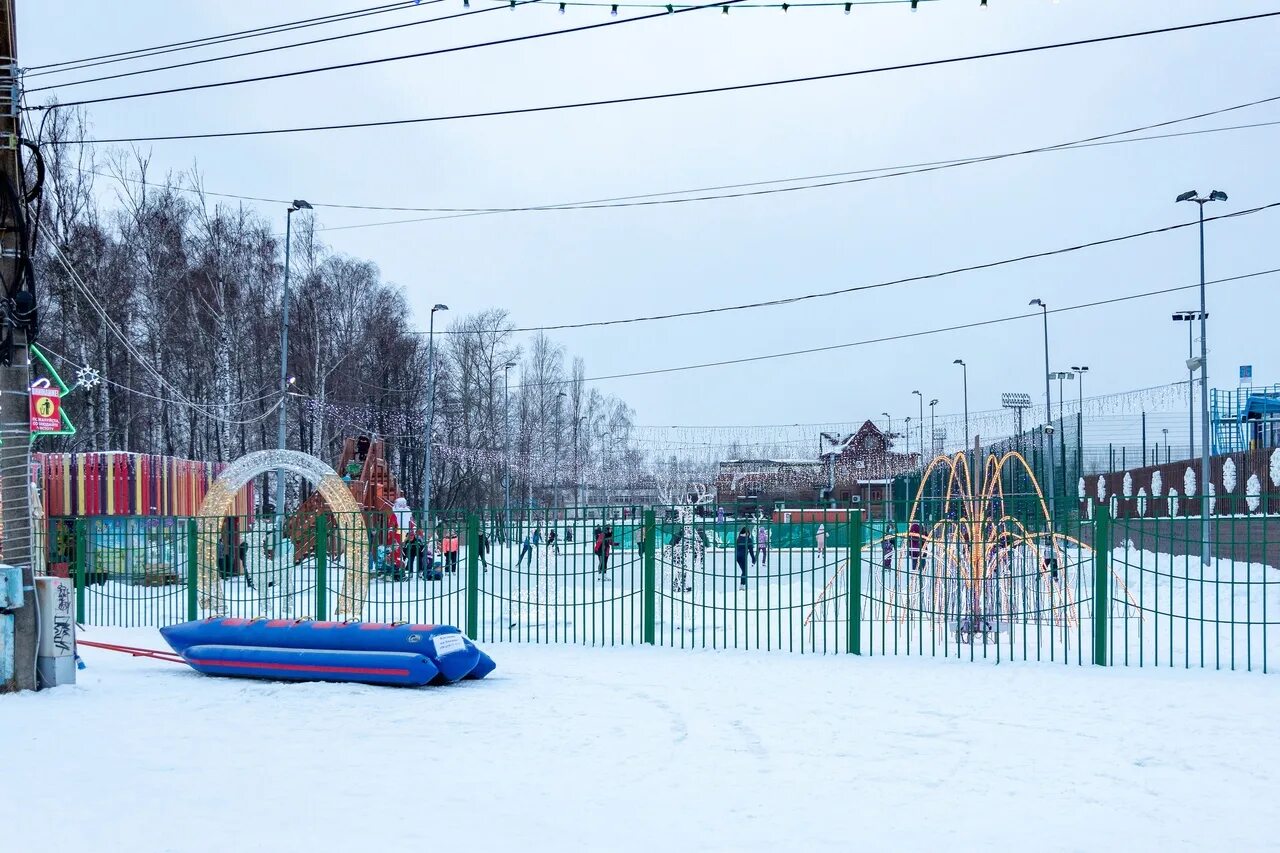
(286, 436, 404, 566)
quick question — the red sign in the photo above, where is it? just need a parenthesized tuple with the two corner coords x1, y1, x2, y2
(29, 382, 62, 432)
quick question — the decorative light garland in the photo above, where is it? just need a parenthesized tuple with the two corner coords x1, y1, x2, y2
(483, 0, 939, 12)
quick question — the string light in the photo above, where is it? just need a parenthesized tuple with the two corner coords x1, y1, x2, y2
(611, 3, 618, 13)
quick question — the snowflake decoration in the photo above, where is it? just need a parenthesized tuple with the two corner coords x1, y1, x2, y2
(75, 365, 102, 390)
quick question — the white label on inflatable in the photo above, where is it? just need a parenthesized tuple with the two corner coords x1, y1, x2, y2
(433, 633, 467, 657)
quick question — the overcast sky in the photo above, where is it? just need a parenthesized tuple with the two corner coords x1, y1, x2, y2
(20, 0, 1280, 440)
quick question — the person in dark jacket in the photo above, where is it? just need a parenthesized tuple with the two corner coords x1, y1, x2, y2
(477, 531, 490, 570)
(517, 531, 534, 568)
(546, 527, 558, 557)
(734, 526, 755, 589)
(594, 526, 614, 578)
(906, 521, 924, 573)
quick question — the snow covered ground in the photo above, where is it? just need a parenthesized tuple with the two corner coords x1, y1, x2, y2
(2, 627, 1277, 852)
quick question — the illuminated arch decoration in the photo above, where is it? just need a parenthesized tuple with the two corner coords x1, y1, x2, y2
(195, 450, 369, 618)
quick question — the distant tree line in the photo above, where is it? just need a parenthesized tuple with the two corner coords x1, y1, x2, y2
(30, 105, 666, 513)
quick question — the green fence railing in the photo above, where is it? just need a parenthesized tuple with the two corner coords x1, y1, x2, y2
(53, 497, 1280, 672)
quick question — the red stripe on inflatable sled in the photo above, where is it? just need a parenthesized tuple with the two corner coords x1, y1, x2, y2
(187, 657, 412, 677)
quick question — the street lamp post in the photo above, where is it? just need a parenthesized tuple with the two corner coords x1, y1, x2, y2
(422, 303, 449, 525)
(503, 361, 517, 539)
(881, 412, 892, 449)
(1171, 311, 1205, 462)
(555, 391, 567, 507)
(574, 414, 586, 507)
(1071, 365, 1089, 475)
(1029, 299, 1055, 520)
(929, 399, 939, 454)
(1049, 371, 1075, 477)
(952, 360, 970, 509)
(276, 199, 311, 526)
(929, 398, 940, 508)
(952, 360, 969, 453)
(1162, 427, 1169, 464)
(912, 390, 924, 464)
(1177, 188, 1227, 566)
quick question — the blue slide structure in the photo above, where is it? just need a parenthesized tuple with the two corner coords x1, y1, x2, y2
(160, 618, 496, 687)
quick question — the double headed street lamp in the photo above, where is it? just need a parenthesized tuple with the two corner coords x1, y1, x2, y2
(1171, 311, 1205, 462)
(1070, 365, 1089, 473)
(1177, 188, 1227, 566)
(276, 199, 311, 525)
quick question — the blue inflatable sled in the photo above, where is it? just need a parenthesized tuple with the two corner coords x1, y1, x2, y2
(160, 618, 496, 687)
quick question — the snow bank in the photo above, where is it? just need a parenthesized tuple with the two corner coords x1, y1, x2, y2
(0, 628, 1275, 852)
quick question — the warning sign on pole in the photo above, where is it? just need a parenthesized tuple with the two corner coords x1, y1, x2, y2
(29, 380, 62, 433)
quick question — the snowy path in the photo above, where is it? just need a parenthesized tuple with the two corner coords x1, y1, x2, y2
(3, 629, 1276, 851)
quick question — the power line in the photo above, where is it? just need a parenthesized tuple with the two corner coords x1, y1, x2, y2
(35, 0, 749, 110)
(413, 202, 1278, 336)
(315, 118, 1280, 229)
(25, 1, 426, 75)
(64, 93, 1280, 217)
(38, 10, 1280, 139)
(28, 0, 516, 92)
(509, 268, 1279, 389)
(29, 0, 928, 91)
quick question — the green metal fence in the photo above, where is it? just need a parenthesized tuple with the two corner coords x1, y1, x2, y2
(58, 499, 1280, 672)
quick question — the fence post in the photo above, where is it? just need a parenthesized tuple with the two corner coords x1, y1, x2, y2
(847, 510, 863, 655)
(314, 514, 328, 621)
(465, 514, 480, 639)
(185, 518, 198, 621)
(74, 518, 87, 624)
(643, 509, 656, 645)
(1093, 503, 1111, 666)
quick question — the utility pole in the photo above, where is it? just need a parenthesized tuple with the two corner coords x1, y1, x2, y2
(0, 0, 38, 693)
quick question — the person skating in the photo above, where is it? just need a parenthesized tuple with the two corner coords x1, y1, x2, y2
(546, 527, 558, 558)
(815, 523, 827, 558)
(477, 530, 490, 571)
(907, 521, 925, 573)
(443, 530, 460, 572)
(755, 521, 770, 569)
(517, 530, 534, 568)
(594, 525, 614, 579)
(735, 526, 756, 589)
